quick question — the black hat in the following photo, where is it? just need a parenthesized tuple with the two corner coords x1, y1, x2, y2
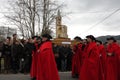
(7, 36, 11, 40)
(74, 36, 82, 41)
(86, 35, 96, 41)
(13, 33, 17, 37)
(107, 37, 115, 41)
(32, 36, 38, 39)
(96, 40, 102, 44)
(37, 36, 42, 41)
(42, 34, 52, 39)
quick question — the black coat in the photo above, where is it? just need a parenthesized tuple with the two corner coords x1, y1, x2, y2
(11, 43, 23, 58)
(2, 43, 11, 56)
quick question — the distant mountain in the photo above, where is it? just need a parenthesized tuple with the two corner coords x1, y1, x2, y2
(96, 35, 120, 43)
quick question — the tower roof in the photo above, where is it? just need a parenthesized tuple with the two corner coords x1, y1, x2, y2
(57, 10, 61, 17)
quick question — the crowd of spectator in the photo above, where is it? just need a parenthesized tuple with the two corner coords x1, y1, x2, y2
(0, 34, 73, 74)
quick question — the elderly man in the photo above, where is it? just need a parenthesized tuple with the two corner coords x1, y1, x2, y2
(105, 37, 120, 80)
(36, 34, 60, 80)
(80, 35, 101, 80)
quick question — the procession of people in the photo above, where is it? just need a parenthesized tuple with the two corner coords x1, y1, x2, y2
(0, 33, 120, 80)
(72, 35, 120, 80)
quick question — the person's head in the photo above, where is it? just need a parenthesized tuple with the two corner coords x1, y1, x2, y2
(28, 38, 33, 43)
(41, 34, 52, 42)
(15, 41, 19, 45)
(37, 36, 42, 44)
(21, 39, 25, 44)
(5, 39, 9, 44)
(107, 37, 116, 44)
(32, 36, 38, 43)
(83, 39, 87, 45)
(86, 35, 96, 43)
(13, 34, 17, 38)
(53, 43, 57, 47)
(7, 36, 11, 40)
(74, 36, 82, 42)
(5, 37, 11, 44)
(96, 40, 102, 46)
(24, 39, 28, 44)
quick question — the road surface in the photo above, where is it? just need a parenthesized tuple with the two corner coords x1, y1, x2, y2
(0, 72, 78, 80)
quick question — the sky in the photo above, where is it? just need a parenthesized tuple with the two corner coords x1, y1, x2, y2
(0, 0, 120, 39)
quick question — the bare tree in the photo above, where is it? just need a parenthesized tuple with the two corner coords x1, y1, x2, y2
(5, 0, 40, 38)
(5, 0, 66, 38)
(40, 0, 65, 35)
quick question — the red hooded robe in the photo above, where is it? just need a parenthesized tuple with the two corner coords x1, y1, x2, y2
(72, 43, 83, 77)
(30, 43, 38, 78)
(36, 41, 60, 80)
(119, 45, 120, 80)
(97, 45, 106, 80)
(80, 42, 100, 80)
(105, 42, 120, 80)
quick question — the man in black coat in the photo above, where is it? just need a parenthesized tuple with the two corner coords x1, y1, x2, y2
(23, 38, 36, 74)
(53, 44, 61, 70)
(2, 37, 11, 73)
(59, 45, 69, 71)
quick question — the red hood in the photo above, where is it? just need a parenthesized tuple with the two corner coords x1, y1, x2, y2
(40, 41, 52, 52)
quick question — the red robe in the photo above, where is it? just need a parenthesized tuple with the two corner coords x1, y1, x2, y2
(118, 53, 120, 80)
(30, 43, 38, 78)
(36, 41, 60, 80)
(97, 45, 106, 80)
(72, 43, 82, 76)
(105, 42, 120, 80)
(81, 44, 88, 67)
(80, 42, 100, 80)
(119, 45, 120, 80)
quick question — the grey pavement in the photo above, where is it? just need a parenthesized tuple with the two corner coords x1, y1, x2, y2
(0, 72, 78, 80)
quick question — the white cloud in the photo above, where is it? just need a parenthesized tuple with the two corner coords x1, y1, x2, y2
(1, 0, 120, 39)
(60, 0, 120, 39)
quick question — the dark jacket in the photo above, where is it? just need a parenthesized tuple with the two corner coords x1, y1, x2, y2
(2, 43, 11, 56)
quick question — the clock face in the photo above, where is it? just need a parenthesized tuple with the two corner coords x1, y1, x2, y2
(56, 16, 61, 25)
(58, 17, 61, 20)
(56, 20, 61, 25)
(57, 21, 61, 24)
(57, 17, 61, 21)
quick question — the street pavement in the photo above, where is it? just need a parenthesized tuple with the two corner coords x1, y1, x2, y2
(0, 72, 78, 80)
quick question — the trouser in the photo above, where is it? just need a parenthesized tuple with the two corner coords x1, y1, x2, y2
(24, 56, 31, 73)
(11, 57, 19, 73)
(55, 57, 61, 70)
(67, 58, 72, 71)
(19, 58, 25, 73)
(61, 59, 67, 71)
(0, 58, 1, 73)
(4, 55, 11, 71)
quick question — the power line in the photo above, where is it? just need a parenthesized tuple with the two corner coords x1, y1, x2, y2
(71, 9, 119, 14)
(80, 8, 120, 34)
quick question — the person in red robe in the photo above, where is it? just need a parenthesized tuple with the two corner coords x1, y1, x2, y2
(105, 37, 120, 80)
(119, 48, 120, 80)
(96, 40, 106, 80)
(119, 44, 120, 80)
(80, 35, 100, 80)
(71, 36, 83, 78)
(81, 39, 88, 66)
(30, 36, 38, 80)
(36, 34, 60, 80)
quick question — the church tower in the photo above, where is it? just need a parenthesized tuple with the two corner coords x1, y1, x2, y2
(56, 10, 62, 38)
(52, 10, 70, 45)
(56, 10, 68, 38)
(56, 10, 62, 26)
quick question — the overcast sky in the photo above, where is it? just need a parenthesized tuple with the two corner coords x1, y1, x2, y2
(0, 0, 120, 39)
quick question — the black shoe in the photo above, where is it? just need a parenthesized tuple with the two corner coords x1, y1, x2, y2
(31, 77, 36, 80)
(72, 74, 79, 78)
(13, 71, 18, 74)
